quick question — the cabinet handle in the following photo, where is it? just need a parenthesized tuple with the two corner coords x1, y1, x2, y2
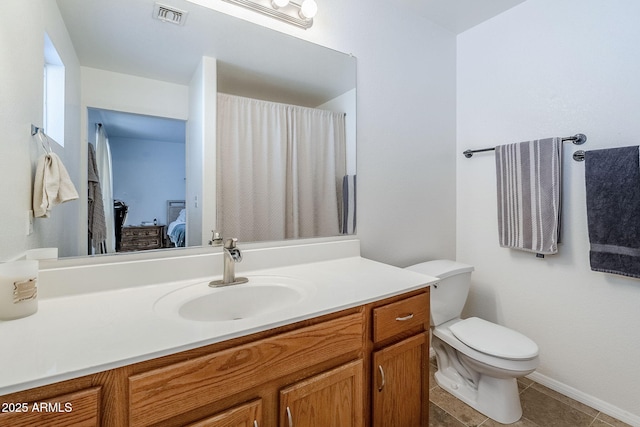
(253, 421, 259, 427)
(286, 406, 293, 427)
(395, 313, 414, 321)
(377, 365, 386, 392)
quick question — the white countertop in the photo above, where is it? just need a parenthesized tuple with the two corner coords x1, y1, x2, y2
(0, 256, 436, 396)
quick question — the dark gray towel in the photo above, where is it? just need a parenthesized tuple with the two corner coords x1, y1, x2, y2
(340, 175, 356, 234)
(585, 146, 640, 279)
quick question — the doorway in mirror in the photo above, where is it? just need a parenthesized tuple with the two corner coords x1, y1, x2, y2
(87, 108, 187, 254)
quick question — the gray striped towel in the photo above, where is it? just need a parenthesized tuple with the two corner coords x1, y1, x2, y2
(495, 137, 562, 255)
(88, 143, 107, 249)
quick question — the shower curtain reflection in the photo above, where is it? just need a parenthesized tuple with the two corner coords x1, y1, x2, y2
(217, 93, 347, 242)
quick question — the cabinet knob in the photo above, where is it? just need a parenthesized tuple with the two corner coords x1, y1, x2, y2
(377, 365, 386, 392)
(253, 421, 259, 427)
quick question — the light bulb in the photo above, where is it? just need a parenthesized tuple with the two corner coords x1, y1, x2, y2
(299, 0, 317, 19)
(271, 0, 289, 8)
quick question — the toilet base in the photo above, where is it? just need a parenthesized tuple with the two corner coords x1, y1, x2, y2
(432, 333, 528, 424)
(434, 369, 523, 424)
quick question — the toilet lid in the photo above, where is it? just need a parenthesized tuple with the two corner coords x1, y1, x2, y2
(449, 317, 539, 360)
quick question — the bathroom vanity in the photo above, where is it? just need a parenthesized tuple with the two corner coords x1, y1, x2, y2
(0, 243, 435, 426)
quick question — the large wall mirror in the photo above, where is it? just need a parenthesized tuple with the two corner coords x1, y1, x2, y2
(17, 0, 356, 260)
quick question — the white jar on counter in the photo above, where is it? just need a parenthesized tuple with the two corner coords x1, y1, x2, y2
(0, 260, 38, 320)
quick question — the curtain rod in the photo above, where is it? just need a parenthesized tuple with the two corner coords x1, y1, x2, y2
(463, 133, 587, 158)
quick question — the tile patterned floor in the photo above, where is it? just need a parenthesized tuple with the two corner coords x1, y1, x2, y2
(428, 360, 633, 427)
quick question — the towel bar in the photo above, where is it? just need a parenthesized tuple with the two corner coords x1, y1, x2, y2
(463, 133, 587, 158)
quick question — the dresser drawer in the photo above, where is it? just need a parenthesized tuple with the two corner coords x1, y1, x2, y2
(122, 226, 162, 237)
(120, 237, 162, 250)
(373, 293, 429, 343)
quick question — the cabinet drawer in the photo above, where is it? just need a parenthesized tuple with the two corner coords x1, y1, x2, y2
(0, 386, 101, 427)
(128, 312, 364, 427)
(373, 293, 429, 343)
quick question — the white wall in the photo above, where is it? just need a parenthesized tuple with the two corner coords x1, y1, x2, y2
(0, 2, 39, 261)
(0, 0, 81, 260)
(457, 0, 640, 422)
(110, 137, 186, 226)
(81, 67, 190, 121)
(187, 56, 217, 247)
(336, 5, 457, 266)
(317, 89, 357, 176)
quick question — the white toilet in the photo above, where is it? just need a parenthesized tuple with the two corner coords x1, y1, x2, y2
(406, 260, 539, 424)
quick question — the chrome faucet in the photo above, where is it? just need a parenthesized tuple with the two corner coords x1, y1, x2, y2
(209, 238, 249, 287)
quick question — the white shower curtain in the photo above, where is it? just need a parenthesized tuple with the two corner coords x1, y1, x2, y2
(95, 124, 115, 253)
(217, 93, 346, 242)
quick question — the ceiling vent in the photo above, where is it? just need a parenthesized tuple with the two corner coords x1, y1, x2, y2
(153, 3, 188, 25)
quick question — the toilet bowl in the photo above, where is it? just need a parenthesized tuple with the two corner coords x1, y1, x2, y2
(406, 260, 539, 424)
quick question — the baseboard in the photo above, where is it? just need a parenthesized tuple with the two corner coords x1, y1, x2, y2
(527, 372, 640, 427)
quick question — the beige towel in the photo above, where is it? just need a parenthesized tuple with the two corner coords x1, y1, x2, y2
(33, 153, 79, 218)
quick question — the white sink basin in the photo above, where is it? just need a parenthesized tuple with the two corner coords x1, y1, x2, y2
(154, 275, 315, 322)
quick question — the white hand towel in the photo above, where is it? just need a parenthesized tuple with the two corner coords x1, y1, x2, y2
(33, 153, 79, 218)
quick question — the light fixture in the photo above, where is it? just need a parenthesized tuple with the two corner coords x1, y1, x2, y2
(299, 0, 317, 19)
(221, 0, 317, 29)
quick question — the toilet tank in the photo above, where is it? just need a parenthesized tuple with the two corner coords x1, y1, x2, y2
(405, 260, 474, 327)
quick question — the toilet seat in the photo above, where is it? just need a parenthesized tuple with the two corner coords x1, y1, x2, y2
(449, 317, 539, 360)
(433, 319, 539, 373)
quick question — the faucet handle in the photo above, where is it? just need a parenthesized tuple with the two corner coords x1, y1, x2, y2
(210, 230, 224, 246)
(224, 238, 238, 249)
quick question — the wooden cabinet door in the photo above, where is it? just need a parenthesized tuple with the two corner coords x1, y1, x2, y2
(280, 360, 363, 427)
(186, 399, 262, 427)
(372, 333, 427, 427)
